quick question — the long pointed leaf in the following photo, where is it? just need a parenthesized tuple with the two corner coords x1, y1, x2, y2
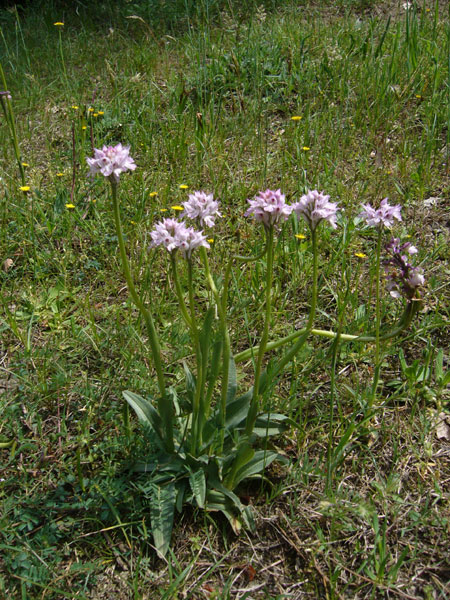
(226, 356, 237, 406)
(189, 469, 206, 508)
(150, 482, 176, 558)
(233, 450, 281, 487)
(182, 361, 196, 406)
(225, 389, 251, 430)
(122, 391, 163, 443)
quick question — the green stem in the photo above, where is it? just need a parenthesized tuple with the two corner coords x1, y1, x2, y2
(170, 254, 192, 329)
(111, 181, 173, 452)
(245, 227, 274, 436)
(187, 258, 203, 454)
(200, 247, 231, 451)
(369, 229, 383, 408)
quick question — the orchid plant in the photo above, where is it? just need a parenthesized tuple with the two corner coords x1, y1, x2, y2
(88, 144, 425, 557)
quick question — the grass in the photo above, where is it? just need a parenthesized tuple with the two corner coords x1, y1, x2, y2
(0, 0, 449, 597)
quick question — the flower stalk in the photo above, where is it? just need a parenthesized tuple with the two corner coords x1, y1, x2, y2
(245, 226, 275, 436)
(111, 181, 174, 452)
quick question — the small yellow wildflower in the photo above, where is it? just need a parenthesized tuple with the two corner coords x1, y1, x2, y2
(88, 107, 94, 113)
(81, 125, 87, 130)
(149, 191, 158, 197)
(291, 116, 302, 121)
(302, 146, 310, 151)
(130, 220, 137, 225)
(65, 203, 75, 209)
(54, 22, 64, 26)
(171, 205, 184, 211)
(386, 170, 392, 175)
(415, 94, 422, 99)
(355, 252, 367, 259)
(21, 162, 29, 167)
(93, 113, 99, 117)
(56, 173, 64, 177)
(295, 234, 306, 240)
(98, 111, 104, 115)
(207, 238, 214, 243)
(160, 208, 168, 212)
(19, 186, 30, 192)
(179, 184, 189, 189)
(71, 105, 79, 110)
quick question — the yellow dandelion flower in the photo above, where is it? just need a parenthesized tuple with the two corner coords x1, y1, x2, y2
(302, 146, 310, 151)
(171, 205, 184, 211)
(355, 252, 367, 259)
(19, 186, 30, 192)
(65, 203, 75, 209)
(56, 173, 64, 177)
(98, 111, 104, 115)
(291, 116, 302, 121)
(81, 125, 87, 130)
(21, 162, 29, 167)
(160, 208, 168, 212)
(295, 234, 306, 240)
(71, 105, 79, 110)
(88, 107, 94, 112)
(93, 113, 99, 117)
(179, 184, 189, 189)
(415, 94, 422, 99)
(149, 191, 158, 197)
(207, 238, 214, 243)
(54, 22, 64, 26)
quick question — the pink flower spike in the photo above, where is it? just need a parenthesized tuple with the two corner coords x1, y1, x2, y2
(149, 218, 210, 258)
(291, 189, 339, 231)
(87, 143, 136, 183)
(182, 191, 221, 228)
(359, 198, 402, 229)
(245, 189, 292, 229)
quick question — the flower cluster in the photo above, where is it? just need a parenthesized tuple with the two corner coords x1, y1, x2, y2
(292, 190, 339, 231)
(150, 218, 210, 258)
(245, 189, 292, 229)
(182, 191, 221, 228)
(359, 198, 402, 229)
(383, 238, 425, 301)
(87, 144, 136, 183)
(0, 91, 12, 100)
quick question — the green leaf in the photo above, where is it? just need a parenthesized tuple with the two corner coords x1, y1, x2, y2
(199, 307, 215, 364)
(189, 468, 206, 508)
(251, 413, 294, 437)
(233, 450, 281, 487)
(207, 340, 223, 392)
(182, 362, 196, 406)
(224, 441, 254, 489)
(150, 481, 176, 558)
(225, 389, 251, 430)
(435, 348, 444, 381)
(226, 356, 237, 406)
(122, 391, 163, 443)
